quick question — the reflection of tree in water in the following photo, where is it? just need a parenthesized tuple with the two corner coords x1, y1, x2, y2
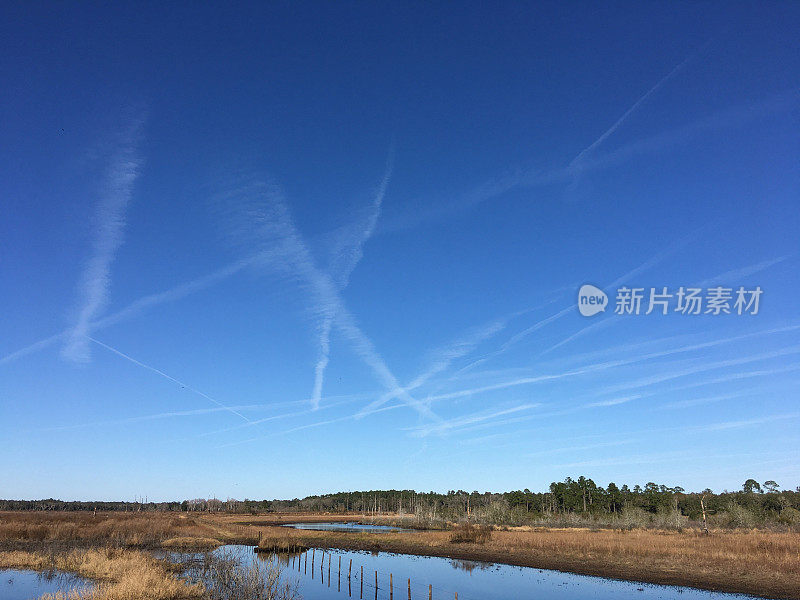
(255, 550, 303, 563)
(449, 559, 491, 573)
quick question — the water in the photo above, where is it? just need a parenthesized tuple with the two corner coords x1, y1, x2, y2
(219, 545, 758, 600)
(282, 522, 410, 533)
(0, 569, 89, 600)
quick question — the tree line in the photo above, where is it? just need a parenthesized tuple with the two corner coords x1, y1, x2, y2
(2, 477, 798, 528)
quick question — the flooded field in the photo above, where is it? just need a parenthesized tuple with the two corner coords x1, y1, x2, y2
(282, 522, 410, 533)
(0, 569, 88, 600)
(223, 545, 758, 600)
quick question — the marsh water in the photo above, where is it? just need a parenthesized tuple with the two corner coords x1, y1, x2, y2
(0, 569, 89, 600)
(221, 545, 758, 600)
(282, 522, 410, 533)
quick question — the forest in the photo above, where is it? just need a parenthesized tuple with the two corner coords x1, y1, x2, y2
(3, 477, 798, 529)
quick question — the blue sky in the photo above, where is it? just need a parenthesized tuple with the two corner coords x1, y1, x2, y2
(1, 2, 799, 501)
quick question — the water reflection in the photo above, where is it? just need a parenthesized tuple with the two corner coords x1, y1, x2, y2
(0, 569, 89, 600)
(215, 545, 758, 600)
(448, 559, 491, 574)
(282, 522, 409, 533)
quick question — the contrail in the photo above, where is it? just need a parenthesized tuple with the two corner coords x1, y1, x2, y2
(695, 255, 791, 288)
(407, 403, 540, 438)
(62, 115, 146, 363)
(87, 336, 251, 422)
(538, 254, 790, 358)
(214, 403, 405, 448)
(568, 53, 695, 169)
(0, 253, 263, 366)
(222, 178, 437, 420)
(355, 316, 507, 418)
(597, 345, 800, 396)
(379, 90, 798, 234)
(312, 147, 394, 409)
(455, 232, 698, 374)
(34, 405, 266, 432)
(421, 325, 800, 406)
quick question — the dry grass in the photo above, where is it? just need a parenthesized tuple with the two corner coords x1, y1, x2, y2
(0, 548, 202, 600)
(0, 512, 245, 548)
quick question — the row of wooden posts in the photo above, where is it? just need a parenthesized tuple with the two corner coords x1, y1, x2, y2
(291, 547, 458, 600)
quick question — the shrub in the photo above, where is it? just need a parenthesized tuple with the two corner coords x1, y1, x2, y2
(199, 550, 299, 600)
(449, 523, 492, 544)
(653, 508, 688, 530)
(720, 503, 757, 529)
(779, 507, 800, 527)
(617, 507, 652, 530)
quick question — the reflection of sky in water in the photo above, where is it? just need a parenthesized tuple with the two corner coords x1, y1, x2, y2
(282, 522, 410, 533)
(230, 545, 758, 600)
(0, 569, 89, 600)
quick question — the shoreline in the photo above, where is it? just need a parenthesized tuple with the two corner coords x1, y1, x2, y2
(229, 515, 799, 600)
(279, 533, 772, 598)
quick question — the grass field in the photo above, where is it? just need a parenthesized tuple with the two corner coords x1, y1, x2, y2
(0, 511, 255, 548)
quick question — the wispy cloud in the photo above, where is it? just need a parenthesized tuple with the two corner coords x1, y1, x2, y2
(312, 147, 394, 409)
(597, 345, 800, 396)
(538, 254, 789, 360)
(35, 405, 267, 432)
(1, 252, 266, 367)
(88, 336, 251, 422)
(382, 88, 798, 234)
(220, 178, 437, 420)
(583, 395, 642, 408)
(215, 403, 405, 448)
(695, 255, 792, 288)
(456, 233, 697, 374)
(406, 403, 540, 438)
(61, 115, 146, 363)
(419, 325, 800, 408)
(691, 412, 800, 433)
(568, 52, 696, 169)
(356, 315, 508, 417)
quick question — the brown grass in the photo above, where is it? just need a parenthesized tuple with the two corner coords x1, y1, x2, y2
(0, 512, 247, 548)
(0, 548, 202, 600)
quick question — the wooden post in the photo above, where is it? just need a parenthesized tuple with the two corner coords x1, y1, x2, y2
(349, 558, 352, 580)
(304, 552, 307, 574)
(429, 584, 432, 600)
(408, 578, 411, 600)
(360, 565, 363, 599)
(375, 570, 378, 600)
(455, 593, 458, 600)
(328, 553, 331, 585)
(390, 573, 393, 600)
